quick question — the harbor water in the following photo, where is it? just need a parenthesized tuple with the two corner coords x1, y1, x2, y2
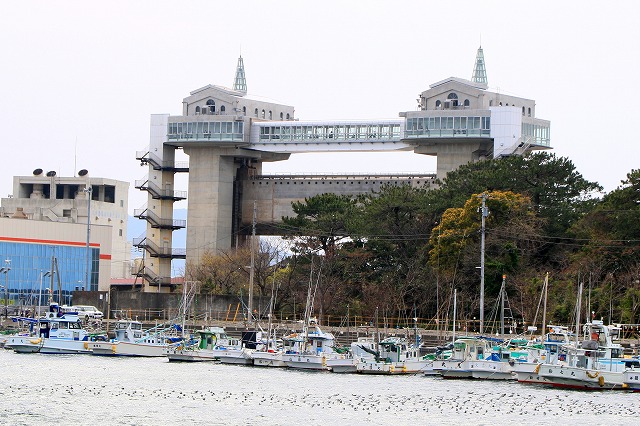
(0, 350, 637, 425)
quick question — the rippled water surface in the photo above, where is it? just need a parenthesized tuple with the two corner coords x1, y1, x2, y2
(0, 350, 638, 425)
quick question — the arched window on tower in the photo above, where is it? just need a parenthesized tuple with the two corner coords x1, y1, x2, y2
(220, 105, 226, 113)
(262, 109, 265, 119)
(435, 100, 442, 109)
(206, 99, 216, 114)
(464, 99, 470, 108)
(447, 92, 459, 107)
(255, 108, 259, 117)
(522, 106, 525, 116)
(195, 106, 201, 114)
(243, 106, 246, 116)
(489, 100, 493, 106)
(528, 107, 531, 117)
(269, 111, 272, 119)
(280, 112, 283, 120)
(286, 113, 290, 120)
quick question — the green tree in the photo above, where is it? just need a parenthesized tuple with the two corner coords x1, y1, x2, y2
(433, 152, 602, 237)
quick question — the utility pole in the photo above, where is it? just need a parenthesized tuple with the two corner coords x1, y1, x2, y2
(479, 193, 489, 334)
(84, 185, 92, 291)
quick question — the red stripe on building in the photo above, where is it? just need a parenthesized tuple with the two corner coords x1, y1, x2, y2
(99, 254, 111, 260)
(0, 236, 100, 248)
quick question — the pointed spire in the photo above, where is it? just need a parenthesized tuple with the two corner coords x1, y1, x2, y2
(472, 46, 488, 85)
(233, 55, 247, 94)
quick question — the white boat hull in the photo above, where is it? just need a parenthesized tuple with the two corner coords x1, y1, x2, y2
(624, 370, 640, 391)
(283, 353, 330, 370)
(468, 360, 515, 380)
(252, 351, 286, 367)
(9, 336, 91, 354)
(513, 362, 555, 385)
(538, 364, 625, 390)
(166, 348, 220, 362)
(326, 357, 358, 373)
(88, 341, 167, 357)
(216, 348, 254, 365)
(437, 359, 473, 379)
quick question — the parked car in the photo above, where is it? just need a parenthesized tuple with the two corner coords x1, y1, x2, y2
(73, 305, 104, 320)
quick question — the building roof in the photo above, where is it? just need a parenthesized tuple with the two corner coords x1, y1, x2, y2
(428, 76, 488, 91)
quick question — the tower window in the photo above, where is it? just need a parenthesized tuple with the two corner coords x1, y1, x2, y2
(464, 99, 470, 108)
(269, 111, 272, 119)
(195, 106, 201, 114)
(221, 105, 226, 113)
(435, 100, 441, 109)
(528, 107, 531, 117)
(522, 106, 525, 116)
(243, 106, 247, 116)
(255, 108, 259, 117)
(206, 99, 215, 113)
(262, 109, 265, 119)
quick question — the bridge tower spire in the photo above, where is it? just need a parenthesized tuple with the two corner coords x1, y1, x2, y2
(472, 46, 488, 85)
(233, 55, 247, 94)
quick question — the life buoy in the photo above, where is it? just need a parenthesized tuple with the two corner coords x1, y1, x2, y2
(598, 375, 605, 387)
(591, 332, 599, 341)
(534, 364, 541, 374)
(84, 342, 89, 349)
(30, 338, 42, 345)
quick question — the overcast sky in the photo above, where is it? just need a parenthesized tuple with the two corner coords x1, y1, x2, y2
(2, 1, 639, 214)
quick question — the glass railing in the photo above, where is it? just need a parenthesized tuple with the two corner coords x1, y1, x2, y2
(404, 128, 491, 138)
(167, 132, 244, 142)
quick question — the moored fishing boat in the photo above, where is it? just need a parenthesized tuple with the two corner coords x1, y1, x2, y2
(536, 321, 629, 390)
(356, 336, 431, 375)
(326, 337, 376, 373)
(211, 331, 256, 365)
(514, 325, 572, 384)
(282, 323, 338, 370)
(165, 327, 226, 362)
(8, 303, 96, 354)
(435, 337, 492, 379)
(88, 319, 182, 357)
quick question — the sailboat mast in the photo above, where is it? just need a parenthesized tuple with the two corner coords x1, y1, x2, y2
(452, 289, 457, 343)
(346, 304, 350, 343)
(479, 193, 489, 334)
(374, 306, 380, 345)
(500, 275, 506, 337)
(541, 272, 548, 340)
(575, 280, 583, 346)
(267, 262, 277, 349)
